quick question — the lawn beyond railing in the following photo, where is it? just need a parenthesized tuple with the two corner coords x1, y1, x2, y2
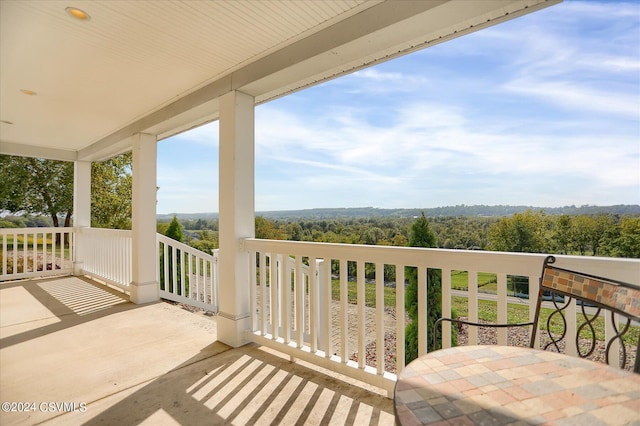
(242, 238, 640, 395)
(0, 227, 73, 281)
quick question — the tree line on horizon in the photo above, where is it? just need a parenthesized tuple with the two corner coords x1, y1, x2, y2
(157, 203, 640, 221)
(156, 209, 639, 259)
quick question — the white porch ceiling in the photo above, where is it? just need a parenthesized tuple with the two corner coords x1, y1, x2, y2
(0, 0, 560, 162)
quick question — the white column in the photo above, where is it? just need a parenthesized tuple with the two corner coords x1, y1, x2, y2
(73, 160, 91, 275)
(130, 133, 159, 304)
(218, 90, 255, 347)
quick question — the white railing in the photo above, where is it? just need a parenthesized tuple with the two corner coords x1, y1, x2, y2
(242, 238, 640, 395)
(81, 227, 132, 289)
(0, 227, 74, 281)
(1, 227, 219, 311)
(3, 226, 636, 393)
(157, 234, 219, 312)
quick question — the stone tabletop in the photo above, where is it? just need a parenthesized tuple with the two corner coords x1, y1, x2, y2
(394, 345, 640, 426)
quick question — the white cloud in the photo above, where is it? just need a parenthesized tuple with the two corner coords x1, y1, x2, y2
(560, 1, 639, 18)
(461, 3, 638, 81)
(601, 58, 640, 72)
(503, 79, 640, 118)
(168, 121, 219, 147)
(254, 99, 639, 207)
(339, 68, 430, 94)
(352, 69, 405, 82)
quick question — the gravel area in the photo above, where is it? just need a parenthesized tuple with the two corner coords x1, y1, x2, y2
(164, 300, 217, 320)
(352, 315, 637, 374)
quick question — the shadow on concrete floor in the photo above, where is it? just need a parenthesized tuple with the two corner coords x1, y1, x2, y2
(1, 275, 134, 348)
(79, 343, 394, 425)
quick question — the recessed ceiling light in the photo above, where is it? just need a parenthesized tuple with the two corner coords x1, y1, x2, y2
(65, 7, 91, 21)
(20, 89, 37, 96)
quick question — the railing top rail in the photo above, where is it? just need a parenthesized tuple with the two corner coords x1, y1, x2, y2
(80, 227, 132, 237)
(242, 238, 547, 275)
(0, 227, 74, 235)
(241, 238, 640, 284)
(157, 233, 217, 262)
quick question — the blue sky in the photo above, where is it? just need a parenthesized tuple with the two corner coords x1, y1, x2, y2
(157, 0, 640, 214)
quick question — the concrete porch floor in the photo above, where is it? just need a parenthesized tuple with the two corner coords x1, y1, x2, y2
(0, 276, 394, 425)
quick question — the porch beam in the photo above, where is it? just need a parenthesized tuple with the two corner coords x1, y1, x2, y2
(217, 90, 255, 347)
(0, 141, 77, 162)
(130, 133, 159, 304)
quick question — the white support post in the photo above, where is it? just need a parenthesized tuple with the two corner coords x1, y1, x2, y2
(218, 90, 255, 347)
(130, 132, 159, 304)
(73, 160, 91, 275)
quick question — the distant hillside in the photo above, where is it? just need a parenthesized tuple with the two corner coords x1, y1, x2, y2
(158, 204, 640, 221)
(158, 212, 220, 221)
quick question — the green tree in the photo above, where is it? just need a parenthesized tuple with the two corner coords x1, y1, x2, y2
(588, 214, 615, 256)
(161, 216, 184, 294)
(0, 157, 26, 213)
(0, 219, 18, 228)
(571, 215, 594, 255)
(287, 222, 303, 241)
(364, 227, 385, 245)
(611, 217, 640, 258)
(487, 210, 546, 253)
(190, 239, 218, 255)
(0, 155, 73, 229)
(1, 153, 133, 231)
(553, 215, 572, 254)
(255, 216, 286, 239)
(157, 222, 170, 235)
(187, 229, 218, 255)
(391, 233, 408, 247)
(405, 212, 441, 363)
(91, 153, 132, 229)
(166, 215, 184, 242)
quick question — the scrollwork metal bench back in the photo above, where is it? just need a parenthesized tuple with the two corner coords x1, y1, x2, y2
(434, 255, 640, 373)
(534, 255, 640, 372)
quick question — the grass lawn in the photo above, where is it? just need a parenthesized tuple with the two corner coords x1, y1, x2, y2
(1, 235, 72, 271)
(331, 279, 396, 307)
(451, 270, 498, 291)
(450, 296, 639, 346)
(1, 234, 68, 250)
